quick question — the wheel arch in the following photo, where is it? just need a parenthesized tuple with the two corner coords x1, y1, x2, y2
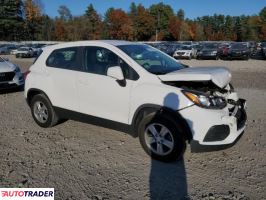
(131, 104, 192, 141)
(26, 88, 52, 106)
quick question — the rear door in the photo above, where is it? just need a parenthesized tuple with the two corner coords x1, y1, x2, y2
(45, 47, 81, 111)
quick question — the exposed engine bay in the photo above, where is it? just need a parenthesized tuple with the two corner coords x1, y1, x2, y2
(163, 80, 240, 109)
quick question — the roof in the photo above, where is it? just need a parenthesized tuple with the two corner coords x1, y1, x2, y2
(42, 40, 141, 51)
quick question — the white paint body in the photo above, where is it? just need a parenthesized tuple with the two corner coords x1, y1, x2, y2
(25, 41, 246, 146)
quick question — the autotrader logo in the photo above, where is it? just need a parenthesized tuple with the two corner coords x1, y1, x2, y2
(0, 188, 54, 199)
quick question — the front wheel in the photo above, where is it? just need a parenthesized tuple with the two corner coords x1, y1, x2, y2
(30, 94, 59, 128)
(138, 113, 186, 162)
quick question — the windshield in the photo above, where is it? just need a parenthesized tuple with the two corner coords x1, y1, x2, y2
(181, 46, 192, 50)
(203, 44, 218, 50)
(231, 43, 247, 49)
(118, 44, 185, 75)
(18, 47, 28, 51)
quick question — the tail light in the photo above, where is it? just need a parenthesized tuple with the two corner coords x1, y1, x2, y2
(23, 70, 31, 80)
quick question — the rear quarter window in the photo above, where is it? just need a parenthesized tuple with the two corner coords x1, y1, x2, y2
(46, 47, 80, 70)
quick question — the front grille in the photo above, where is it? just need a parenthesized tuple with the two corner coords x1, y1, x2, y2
(176, 52, 185, 55)
(0, 72, 15, 82)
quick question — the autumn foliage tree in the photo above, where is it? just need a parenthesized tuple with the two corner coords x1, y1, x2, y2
(84, 4, 102, 39)
(53, 20, 68, 41)
(107, 9, 133, 40)
(24, 0, 43, 40)
(0, 0, 24, 40)
(0, 1, 265, 41)
(168, 16, 182, 40)
(133, 5, 156, 41)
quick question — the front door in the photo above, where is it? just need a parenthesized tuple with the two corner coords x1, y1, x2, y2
(77, 46, 137, 124)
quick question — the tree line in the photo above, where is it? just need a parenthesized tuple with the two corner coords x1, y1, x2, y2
(0, 0, 265, 41)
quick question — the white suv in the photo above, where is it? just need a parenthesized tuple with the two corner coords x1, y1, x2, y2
(24, 41, 247, 161)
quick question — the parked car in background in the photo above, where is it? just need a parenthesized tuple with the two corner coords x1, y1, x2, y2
(180, 41, 193, 46)
(6, 45, 17, 54)
(25, 41, 247, 161)
(173, 45, 196, 59)
(193, 44, 203, 54)
(260, 42, 266, 59)
(218, 43, 231, 59)
(0, 46, 8, 55)
(0, 57, 24, 90)
(164, 43, 181, 56)
(247, 41, 257, 55)
(10, 49, 18, 55)
(228, 42, 250, 60)
(197, 43, 219, 60)
(15, 47, 34, 58)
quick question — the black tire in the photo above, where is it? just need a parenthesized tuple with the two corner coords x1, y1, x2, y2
(138, 113, 186, 162)
(30, 94, 58, 128)
(188, 55, 192, 60)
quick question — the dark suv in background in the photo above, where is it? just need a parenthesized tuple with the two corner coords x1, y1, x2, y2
(197, 43, 219, 60)
(228, 42, 250, 60)
(260, 42, 266, 59)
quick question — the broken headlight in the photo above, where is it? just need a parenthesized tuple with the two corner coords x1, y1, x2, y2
(182, 90, 227, 109)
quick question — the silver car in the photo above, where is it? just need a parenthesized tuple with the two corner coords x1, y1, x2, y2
(0, 57, 24, 90)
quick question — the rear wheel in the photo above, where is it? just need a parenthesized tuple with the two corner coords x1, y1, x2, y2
(138, 113, 186, 162)
(30, 94, 58, 128)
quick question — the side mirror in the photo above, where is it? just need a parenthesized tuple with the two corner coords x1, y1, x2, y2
(107, 66, 124, 81)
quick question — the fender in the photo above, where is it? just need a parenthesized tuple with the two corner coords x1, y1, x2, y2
(131, 104, 192, 140)
(26, 88, 52, 106)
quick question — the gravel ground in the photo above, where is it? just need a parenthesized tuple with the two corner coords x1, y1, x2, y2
(0, 55, 265, 200)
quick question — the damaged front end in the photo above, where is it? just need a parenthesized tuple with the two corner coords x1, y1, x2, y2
(164, 80, 246, 125)
(164, 80, 247, 149)
(163, 80, 236, 109)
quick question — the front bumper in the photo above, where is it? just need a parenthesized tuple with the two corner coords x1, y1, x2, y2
(179, 98, 247, 152)
(228, 53, 249, 59)
(197, 54, 217, 59)
(173, 54, 191, 59)
(16, 53, 31, 58)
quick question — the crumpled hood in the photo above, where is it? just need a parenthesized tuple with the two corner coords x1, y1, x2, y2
(158, 66, 232, 88)
(0, 61, 16, 73)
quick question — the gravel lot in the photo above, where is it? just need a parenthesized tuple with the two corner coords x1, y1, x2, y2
(0, 55, 265, 200)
